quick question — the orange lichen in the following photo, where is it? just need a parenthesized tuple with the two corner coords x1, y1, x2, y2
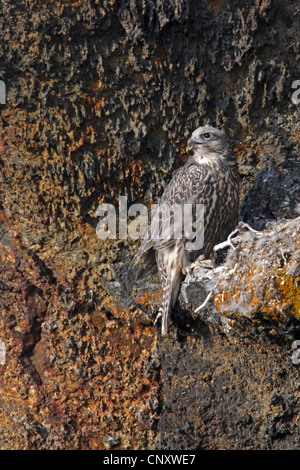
(67, 129, 85, 151)
(153, 57, 162, 68)
(276, 274, 300, 318)
(233, 143, 265, 163)
(215, 291, 228, 310)
(215, 258, 300, 322)
(136, 289, 162, 309)
(85, 96, 104, 117)
(122, 157, 145, 184)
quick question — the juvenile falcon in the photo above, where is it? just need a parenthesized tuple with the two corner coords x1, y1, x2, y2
(132, 125, 239, 335)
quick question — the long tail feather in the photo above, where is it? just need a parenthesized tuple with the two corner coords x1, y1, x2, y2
(157, 250, 182, 335)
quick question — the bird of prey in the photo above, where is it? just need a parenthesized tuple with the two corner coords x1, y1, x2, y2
(132, 125, 239, 335)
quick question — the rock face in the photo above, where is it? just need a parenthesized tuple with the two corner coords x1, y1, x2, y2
(160, 219, 300, 450)
(0, 0, 299, 450)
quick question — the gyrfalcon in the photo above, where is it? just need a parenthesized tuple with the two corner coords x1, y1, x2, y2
(132, 125, 239, 335)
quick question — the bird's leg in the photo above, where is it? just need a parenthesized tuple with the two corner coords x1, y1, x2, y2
(183, 256, 214, 275)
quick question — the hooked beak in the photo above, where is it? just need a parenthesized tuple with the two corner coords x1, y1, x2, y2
(187, 135, 202, 148)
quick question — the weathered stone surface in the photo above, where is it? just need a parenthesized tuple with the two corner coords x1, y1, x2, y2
(0, 0, 299, 450)
(158, 218, 300, 449)
(216, 219, 300, 323)
(0, 209, 161, 449)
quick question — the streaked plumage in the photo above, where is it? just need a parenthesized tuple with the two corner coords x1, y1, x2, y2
(132, 125, 239, 335)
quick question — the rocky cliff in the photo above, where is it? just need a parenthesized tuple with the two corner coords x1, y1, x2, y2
(0, 0, 299, 449)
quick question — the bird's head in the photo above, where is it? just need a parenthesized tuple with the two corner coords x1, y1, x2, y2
(187, 125, 230, 159)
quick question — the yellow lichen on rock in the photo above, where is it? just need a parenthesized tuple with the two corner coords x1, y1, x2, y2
(214, 219, 300, 324)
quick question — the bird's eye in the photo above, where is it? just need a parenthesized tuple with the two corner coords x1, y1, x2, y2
(202, 133, 211, 140)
